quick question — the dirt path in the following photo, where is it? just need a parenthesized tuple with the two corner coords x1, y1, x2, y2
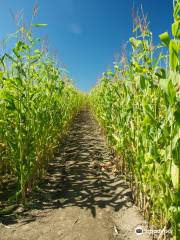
(0, 107, 151, 240)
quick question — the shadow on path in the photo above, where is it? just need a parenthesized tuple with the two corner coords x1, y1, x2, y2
(1, 107, 133, 225)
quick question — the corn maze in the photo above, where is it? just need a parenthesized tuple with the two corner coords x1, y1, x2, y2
(0, 0, 180, 240)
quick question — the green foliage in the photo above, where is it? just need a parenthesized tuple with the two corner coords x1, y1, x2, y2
(159, 0, 180, 72)
(90, 1, 180, 239)
(0, 23, 82, 201)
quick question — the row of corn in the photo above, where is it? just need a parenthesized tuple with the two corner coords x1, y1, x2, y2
(90, 0, 180, 239)
(0, 24, 82, 201)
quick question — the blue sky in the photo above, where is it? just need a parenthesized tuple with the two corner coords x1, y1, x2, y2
(0, 0, 173, 91)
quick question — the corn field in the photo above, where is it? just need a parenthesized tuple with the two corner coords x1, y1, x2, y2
(90, 0, 180, 239)
(0, 0, 180, 239)
(0, 23, 82, 202)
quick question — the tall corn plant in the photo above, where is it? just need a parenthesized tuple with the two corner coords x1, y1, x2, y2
(0, 20, 82, 202)
(90, 1, 180, 239)
(159, 0, 180, 237)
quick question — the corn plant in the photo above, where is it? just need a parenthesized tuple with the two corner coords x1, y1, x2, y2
(0, 20, 82, 202)
(90, 1, 180, 239)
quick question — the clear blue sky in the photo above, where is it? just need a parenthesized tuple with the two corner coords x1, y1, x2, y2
(0, 0, 173, 92)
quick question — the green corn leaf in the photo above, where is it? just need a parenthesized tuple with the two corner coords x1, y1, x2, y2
(171, 161, 180, 189)
(144, 105, 156, 124)
(140, 75, 146, 89)
(112, 133, 120, 143)
(167, 79, 176, 105)
(159, 78, 169, 93)
(5, 95, 16, 111)
(33, 24, 48, 27)
(159, 32, 170, 46)
(169, 40, 180, 71)
(13, 48, 20, 58)
(34, 49, 41, 54)
(173, 1, 180, 21)
(172, 138, 180, 166)
(106, 71, 115, 77)
(172, 21, 180, 38)
(174, 102, 180, 125)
